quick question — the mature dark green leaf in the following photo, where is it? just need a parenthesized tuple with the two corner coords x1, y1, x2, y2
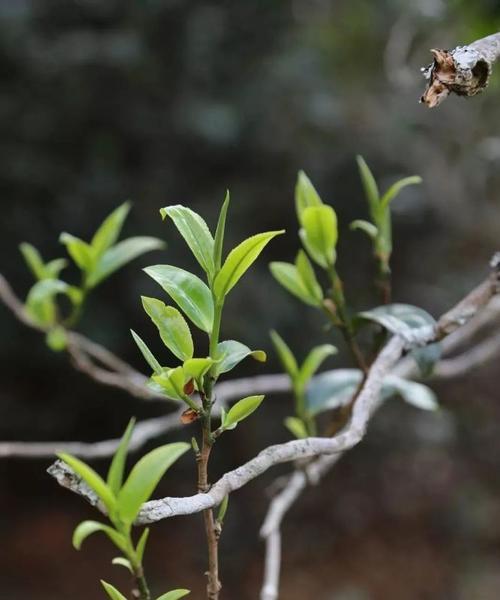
(270, 331, 298, 379)
(214, 230, 284, 300)
(87, 237, 164, 288)
(359, 303, 436, 337)
(295, 170, 323, 222)
(107, 418, 136, 496)
(411, 343, 442, 378)
(384, 375, 438, 410)
(142, 297, 193, 361)
(101, 581, 128, 600)
(213, 340, 266, 376)
(118, 442, 189, 524)
(214, 191, 230, 272)
(269, 261, 321, 306)
(300, 206, 337, 268)
(57, 453, 116, 514)
(130, 330, 163, 375)
(160, 205, 215, 277)
(306, 369, 362, 415)
(223, 395, 264, 430)
(72, 521, 126, 552)
(144, 265, 214, 333)
(91, 202, 131, 258)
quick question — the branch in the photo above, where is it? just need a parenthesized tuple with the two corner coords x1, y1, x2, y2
(421, 32, 500, 107)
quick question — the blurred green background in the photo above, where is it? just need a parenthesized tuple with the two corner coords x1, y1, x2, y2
(2, 1, 500, 598)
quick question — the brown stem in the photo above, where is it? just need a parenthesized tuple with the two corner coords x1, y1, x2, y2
(197, 423, 221, 599)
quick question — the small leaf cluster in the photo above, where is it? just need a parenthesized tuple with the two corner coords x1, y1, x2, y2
(58, 419, 190, 600)
(133, 193, 284, 434)
(271, 331, 336, 437)
(20, 202, 164, 350)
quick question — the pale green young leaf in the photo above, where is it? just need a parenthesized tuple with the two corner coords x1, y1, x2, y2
(57, 453, 116, 514)
(152, 367, 188, 401)
(46, 326, 67, 352)
(350, 219, 378, 240)
(72, 520, 126, 552)
(160, 205, 215, 277)
(59, 232, 95, 272)
(144, 265, 214, 333)
(295, 250, 323, 304)
(214, 191, 230, 272)
(284, 416, 308, 439)
(142, 297, 193, 361)
(295, 171, 323, 222)
(297, 344, 337, 389)
(269, 261, 321, 306)
(107, 418, 136, 496)
(101, 581, 128, 600)
(270, 330, 298, 379)
(214, 230, 285, 300)
(301, 206, 337, 268)
(155, 591, 190, 600)
(130, 330, 162, 375)
(91, 201, 131, 257)
(356, 155, 380, 221)
(183, 358, 214, 381)
(112, 557, 133, 572)
(25, 279, 70, 326)
(19, 243, 47, 280)
(213, 340, 266, 376)
(298, 228, 329, 268)
(223, 395, 264, 430)
(380, 176, 422, 211)
(118, 442, 189, 524)
(136, 528, 150, 563)
(87, 237, 165, 288)
(216, 495, 229, 523)
(44, 258, 68, 279)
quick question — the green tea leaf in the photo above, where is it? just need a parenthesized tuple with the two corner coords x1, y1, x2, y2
(130, 330, 163, 375)
(269, 261, 321, 306)
(144, 265, 214, 333)
(87, 237, 165, 288)
(214, 340, 266, 376)
(136, 528, 150, 563)
(295, 251, 323, 304)
(101, 581, 128, 600)
(300, 206, 337, 268)
(183, 357, 214, 381)
(44, 258, 68, 279)
(214, 191, 230, 272)
(306, 369, 362, 416)
(19, 243, 47, 280)
(359, 303, 436, 338)
(384, 375, 438, 411)
(118, 442, 189, 524)
(156, 591, 190, 600)
(284, 416, 308, 439)
(111, 557, 133, 573)
(57, 453, 116, 514)
(152, 367, 188, 401)
(297, 344, 337, 389)
(380, 176, 422, 211)
(270, 331, 298, 379)
(223, 395, 264, 430)
(142, 297, 193, 361)
(160, 205, 214, 277)
(350, 219, 378, 240)
(72, 520, 126, 552)
(295, 170, 323, 222)
(356, 155, 380, 221)
(46, 326, 67, 352)
(411, 343, 442, 378)
(107, 418, 136, 496)
(25, 279, 71, 326)
(59, 233, 95, 272)
(216, 495, 229, 523)
(214, 230, 284, 300)
(91, 201, 131, 257)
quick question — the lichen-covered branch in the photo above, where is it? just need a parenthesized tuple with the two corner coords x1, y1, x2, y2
(421, 32, 500, 107)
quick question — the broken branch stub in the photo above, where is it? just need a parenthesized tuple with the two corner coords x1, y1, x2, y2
(421, 32, 500, 108)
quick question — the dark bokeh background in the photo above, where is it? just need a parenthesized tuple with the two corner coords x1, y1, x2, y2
(2, 1, 500, 598)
